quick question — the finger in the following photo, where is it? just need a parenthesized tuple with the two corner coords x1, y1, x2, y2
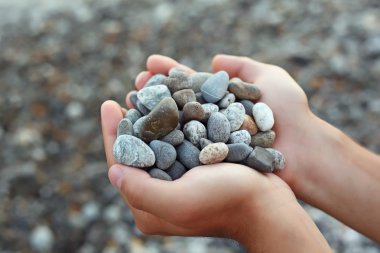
(100, 100, 123, 167)
(135, 71, 152, 90)
(212, 54, 264, 82)
(146, 54, 195, 75)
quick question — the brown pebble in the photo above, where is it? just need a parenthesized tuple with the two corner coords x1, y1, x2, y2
(182, 101, 205, 123)
(228, 79, 261, 101)
(250, 130, 276, 148)
(239, 115, 258, 135)
(199, 143, 228, 165)
(172, 89, 196, 109)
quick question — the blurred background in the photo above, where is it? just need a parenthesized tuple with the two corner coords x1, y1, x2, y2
(0, 0, 379, 252)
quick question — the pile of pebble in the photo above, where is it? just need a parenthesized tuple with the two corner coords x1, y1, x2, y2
(113, 68, 285, 181)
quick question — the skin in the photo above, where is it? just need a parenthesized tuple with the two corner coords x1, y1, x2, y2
(101, 54, 380, 252)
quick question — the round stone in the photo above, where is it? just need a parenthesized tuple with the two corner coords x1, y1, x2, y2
(183, 120, 207, 147)
(149, 140, 177, 170)
(182, 102, 205, 123)
(228, 79, 261, 101)
(199, 143, 228, 165)
(189, 72, 212, 93)
(239, 114, 258, 135)
(145, 74, 167, 87)
(166, 161, 187, 180)
(199, 138, 213, 150)
(228, 130, 251, 145)
(225, 143, 253, 162)
(176, 140, 201, 169)
(252, 102, 274, 131)
(239, 100, 255, 116)
(30, 225, 54, 253)
(266, 148, 286, 171)
(218, 92, 236, 109)
(149, 168, 172, 181)
(159, 129, 184, 146)
(244, 147, 274, 173)
(117, 118, 133, 137)
(126, 109, 142, 124)
(201, 71, 229, 103)
(172, 89, 196, 109)
(113, 135, 155, 168)
(202, 103, 219, 121)
(207, 112, 230, 143)
(223, 102, 245, 132)
(137, 85, 171, 110)
(251, 130, 276, 148)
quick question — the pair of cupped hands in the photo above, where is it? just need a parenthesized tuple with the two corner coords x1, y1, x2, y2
(101, 54, 326, 250)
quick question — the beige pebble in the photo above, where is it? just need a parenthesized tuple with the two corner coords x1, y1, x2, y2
(199, 143, 228, 165)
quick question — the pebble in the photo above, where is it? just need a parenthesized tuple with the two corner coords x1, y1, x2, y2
(149, 140, 177, 170)
(182, 101, 205, 123)
(201, 71, 229, 103)
(223, 102, 245, 131)
(266, 148, 286, 171)
(202, 103, 219, 120)
(218, 92, 236, 109)
(195, 92, 206, 104)
(239, 100, 255, 116)
(239, 114, 258, 135)
(225, 143, 253, 162)
(163, 76, 192, 93)
(228, 130, 251, 145)
(117, 118, 133, 137)
(129, 90, 139, 108)
(168, 67, 188, 77)
(189, 72, 212, 93)
(176, 140, 201, 169)
(245, 147, 274, 173)
(145, 74, 167, 87)
(166, 161, 187, 180)
(207, 112, 230, 143)
(30, 225, 55, 253)
(199, 143, 228, 165)
(126, 108, 142, 124)
(159, 129, 184, 146)
(199, 138, 213, 149)
(139, 97, 179, 142)
(183, 120, 207, 147)
(251, 130, 276, 148)
(172, 89, 196, 109)
(132, 115, 147, 138)
(113, 135, 155, 167)
(228, 78, 261, 100)
(149, 168, 172, 181)
(252, 102, 274, 131)
(136, 99, 150, 115)
(137, 85, 171, 110)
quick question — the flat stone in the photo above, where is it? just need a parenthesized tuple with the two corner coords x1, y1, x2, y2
(223, 102, 245, 132)
(139, 97, 179, 142)
(166, 161, 187, 180)
(182, 101, 205, 123)
(201, 71, 229, 103)
(199, 143, 228, 165)
(252, 102, 274, 131)
(207, 112, 230, 143)
(189, 72, 212, 93)
(239, 114, 258, 135)
(183, 120, 207, 147)
(126, 109, 142, 124)
(113, 135, 155, 168)
(239, 100, 255, 116)
(132, 115, 148, 138)
(266, 148, 286, 171)
(251, 130, 276, 148)
(149, 168, 172, 181)
(172, 89, 196, 109)
(159, 129, 184, 146)
(225, 143, 253, 162)
(228, 130, 251, 145)
(176, 140, 201, 169)
(137, 85, 171, 110)
(145, 74, 167, 87)
(195, 92, 206, 104)
(201, 103, 219, 121)
(218, 92, 236, 109)
(117, 118, 133, 137)
(149, 140, 177, 170)
(244, 147, 274, 173)
(228, 79, 261, 100)
(199, 138, 213, 150)
(136, 99, 150, 115)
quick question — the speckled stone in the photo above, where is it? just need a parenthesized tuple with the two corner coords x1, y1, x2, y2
(132, 115, 148, 138)
(166, 161, 187, 180)
(137, 85, 171, 110)
(168, 67, 188, 77)
(136, 99, 150, 115)
(199, 143, 228, 165)
(189, 72, 212, 93)
(126, 109, 142, 124)
(228, 79, 261, 101)
(225, 143, 253, 162)
(183, 120, 207, 147)
(113, 135, 155, 168)
(172, 89, 196, 109)
(195, 92, 206, 104)
(201, 103, 219, 120)
(149, 168, 172, 181)
(228, 130, 251, 145)
(199, 138, 213, 150)
(163, 76, 191, 93)
(201, 71, 229, 103)
(218, 92, 236, 109)
(240, 100, 255, 116)
(129, 90, 139, 108)
(182, 101, 205, 123)
(223, 102, 245, 132)
(252, 102, 274, 131)
(149, 140, 177, 170)
(251, 130, 276, 148)
(239, 114, 258, 135)
(145, 74, 167, 87)
(245, 147, 274, 173)
(266, 148, 286, 172)
(159, 129, 184, 146)
(117, 118, 133, 137)
(176, 140, 201, 169)
(207, 112, 230, 143)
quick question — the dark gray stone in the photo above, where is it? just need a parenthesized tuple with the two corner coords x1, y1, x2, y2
(149, 168, 172, 181)
(240, 100, 255, 116)
(189, 72, 212, 93)
(166, 161, 187, 180)
(226, 143, 253, 162)
(136, 99, 150, 115)
(244, 147, 274, 173)
(176, 140, 201, 169)
(159, 129, 184, 146)
(117, 118, 133, 137)
(207, 112, 230, 143)
(199, 138, 213, 150)
(149, 140, 177, 170)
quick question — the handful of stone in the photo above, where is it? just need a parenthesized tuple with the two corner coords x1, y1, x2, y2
(113, 67, 285, 181)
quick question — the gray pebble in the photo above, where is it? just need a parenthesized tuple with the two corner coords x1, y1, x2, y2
(149, 140, 177, 170)
(199, 138, 213, 149)
(225, 143, 253, 162)
(183, 120, 207, 147)
(159, 129, 184, 146)
(145, 74, 167, 87)
(132, 115, 148, 138)
(266, 148, 286, 171)
(126, 108, 142, 124)
(149, 168, 172, 181)
(251, 130, 276, 148)
(176, 140, 201, 169)
(117, 118, 133, 137)
(201, 71, 229, 103)
(168, 67, 188, 77)
(137, 85, 171, 110)
(252, 102, 274, 131)
(113, 135, 155, 168)
(189, 72, 212, 93)
(218, 93, 236, 109)
(202, 103, 219, 120)
(199, 142, 229, 165)
(163, 76, 191, 93)
(166, 161, 187, 180)
(182, 101, 205, 123)
(172, 89, 196, 109)
(129, 90, 139, 109)
(228, 130, 251, 145)
(195, 92, 206, 104)
(136, 99, 150, 115)
(244, 147, 274, 173)
(239, 100, 255, 116)
(223, 102, 245, 131)
(207, 112, 230, 143)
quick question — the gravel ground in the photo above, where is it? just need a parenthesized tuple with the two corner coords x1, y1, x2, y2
(0, 0, 379, 252)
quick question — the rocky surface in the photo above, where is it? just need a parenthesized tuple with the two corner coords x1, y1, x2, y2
(0, 0, 379, 252)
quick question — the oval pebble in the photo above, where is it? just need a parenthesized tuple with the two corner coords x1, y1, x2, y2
(189, 72, 212, 93)
(223, 102, 245, 132)
(126, 109, 142, 124)
(244, 147, 274, 173)
(207, 112, 230, 143)
(225, 143, 253, 162)
(137, 85, 171, 110)
(251, 130, 276, 148)
(145, 74, 167, 87)
(182, 101, 205, 123)
(201, 71, 229, 103)
(218, 92, 236, 109)
(202, 103, 219, 121)
(166, 161, 187, 180)
(172, 89, 196, 109)
(149, 140, 177, 170)
(183, 120, 207, 147)
(199, 142, 228, 165)
(228, 79, 261, 101)
(149, 168, 172, 181)
(176, 140, 201, 169)
(239, 114, 258, 135)
(159, 129, 184, 146)
(113, 135, 155, 168)
(228, 130, 251, 145)
(199, 138, 213, 150)
(266, 148, 286, 171)
(252, 102, 274, 131)
(117, 118, 133, 137)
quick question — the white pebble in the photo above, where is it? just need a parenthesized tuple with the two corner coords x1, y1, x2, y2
(30, 225, 55, 253)
(252, 102, 274, 131)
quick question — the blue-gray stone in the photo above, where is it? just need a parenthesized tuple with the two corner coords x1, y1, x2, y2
(136, 99, 150, 115)
(200, 71, 229, 103)
(149, 168, 172, 181)
(199, 138, 213, 150)
(244, 147, 274, 173)
(117, 118, 133, 137)
(218, 93, 236, 109)
(159, 129, 184, 146)
(132, 115, 148, 138)
(126, 109, 142, 124)
(129, 91, 139, 109)
(176, 140, 201, 169)
(207, 112, 230, 143)
(137, 85, 171, 110)
(145, 74, 167, 87)
(226, 143, 253, 162)
(166, 161, 187, 180)
(189, 72, 212, 93)
(201, 103, 219, 120)
(149, 140, 177, 170)
(240, 100, 255, 116)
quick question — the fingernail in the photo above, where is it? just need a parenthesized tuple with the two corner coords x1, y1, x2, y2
(109, 165, 127, 189)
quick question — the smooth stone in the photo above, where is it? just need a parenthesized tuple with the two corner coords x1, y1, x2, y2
(252, 102, 275, 131)
(132, 115, 148, 138)
(207, 112, 230, 143)
(117, 118, 133, 137)
(251, 130, 276, 148)
(129, 90, 139, 109)
(169, 67, 188, 77)
(226, 143, 253, 162)
(201, 103, 219, 120)
(223, 102, 245, 132)
(189, 72, 212, 93)
(218, 92, 236, 109)
(228, 79, 261, 100)
(199, 143, 228, 165)
(149, 168, 172, 181)
(183, 120, 207, 147)
(139, 97, 179, 142)
(145, 74, 167, 87)
(266, 148, 286, 172)
(172, 89, 196, 109)
(244, 147, 274, 173)
(182, 101, 205, 123)
(228, 130, 251, 145)
(239, 114, 258, 135)
(136, 99, 150, 115)
(166, 161, 187, 180)
(195, 92, 206, 104)
(137, 85, 171, 110)
(176, 140, 201, 169)
(149, 140, 177, 170)
(240, 100, 255, 116)
(159, 129, 184, 146)
(113, 135, 155, 168)
(201, 71, 229, 103)
(163, 76, 191, 93)
(199, 138, 213, 150)
(126, 109, 142, 124)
